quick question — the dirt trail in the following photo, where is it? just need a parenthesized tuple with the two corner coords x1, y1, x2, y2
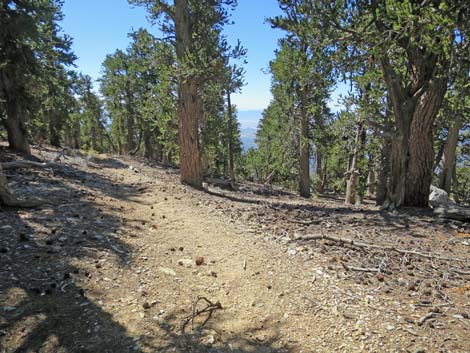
(1, 150, 469, 353)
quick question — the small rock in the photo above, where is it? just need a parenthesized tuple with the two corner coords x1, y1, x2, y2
(142, 302, 150, 310)
(195, 257, 204, 266)
(204, 335, 216, 345)
(287, 248, 297, 256)
(19, 234, 29, 242)
(177, 258, 194, 268)
(2, 306, 16, 312)
(158, 267, 176, 276)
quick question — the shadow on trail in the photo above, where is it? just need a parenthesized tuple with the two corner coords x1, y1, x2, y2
(1, 160, 292, 353)
(139, 311, 290, 353)
(0, 161, 143, 353)
(204, 186, 435, 230)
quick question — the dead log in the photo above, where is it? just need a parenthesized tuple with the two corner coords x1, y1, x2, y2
(434, 205, 470, 222)
(2, 160, 49, 169)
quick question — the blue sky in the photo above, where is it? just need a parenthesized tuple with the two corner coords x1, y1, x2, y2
(61, 0, 346, 136)
(61, 0, 283, 112)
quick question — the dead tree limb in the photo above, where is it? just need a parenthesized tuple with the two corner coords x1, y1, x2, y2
(180, 296, 222, 334)
(434, 205, 470, 222)
(297, 233, 470, 263)
(3, 160, 50, 169)
(341, 262, 380, 273)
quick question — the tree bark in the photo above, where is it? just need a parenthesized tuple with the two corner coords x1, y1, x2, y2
(404, 82, 447, 207)
(5, 98, 31, 155)
(376, 128, 392, 206)
(367, 164, 376, 196)
(345, 120, 363, 204)
(226, 88, 235, 182)
(439, 118, 461, 194)
(175, 0, 203, 189)
(126, 88, 135, 153)
(380, 54, 448, 208)
(49, 110, 62, 147)
(316, 149, 324, 194)
(299, 89, 310, 198)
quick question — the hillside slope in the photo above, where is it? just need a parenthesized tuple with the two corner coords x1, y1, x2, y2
(1, 147, 470, 353)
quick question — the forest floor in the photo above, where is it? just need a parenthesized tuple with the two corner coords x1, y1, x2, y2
(1, 146, 470, 353)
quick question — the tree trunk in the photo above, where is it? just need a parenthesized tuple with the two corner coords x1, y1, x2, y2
(49, 110, 62, 147)
(90, 119, 98, 151)
(452, 163, 460, 203)
(316, 149, 324, 194)
(404, 85, 447, 207)
(299, 89, 310, 198)
(126, 89, 135, 153)
(376, 129, 392, 206)
(64, 122, 73, 148)
(175, 0, 202, 189)
(439, 118, 461, 194)
(345, 120, 363, 204)
(367, 165, 376, 196)
(380, 54, 448, 208)
(143, 121, 153, 160)
(5, 98, 31, 155)
(226, 89, 235, 181)
(73, 120, 81, 149)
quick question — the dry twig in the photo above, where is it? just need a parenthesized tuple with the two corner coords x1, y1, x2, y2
(180, 296, 222, 334)
(341, 262, 380, 273)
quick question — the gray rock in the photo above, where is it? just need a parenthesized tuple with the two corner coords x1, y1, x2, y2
(429, 185, 449, 207)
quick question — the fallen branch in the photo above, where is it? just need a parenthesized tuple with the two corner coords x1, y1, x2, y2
(341, 262, 380, 273)
(180, 296, 222, 334)
(450, 268, 470, 275)
(434, 205, 470, 222)
(3, 160, 50, 169)
(417, 311, 439, 326)
(289, 218, 321, 226)
(297, 233, 470, 263)
(53, 149, 69, 163)
(103, 235, 127, 255)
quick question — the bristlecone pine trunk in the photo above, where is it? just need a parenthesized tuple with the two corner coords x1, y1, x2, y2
(227, 88, 235, 182)
(299, 89, 310, 198)
(174, 0, 202, 189)
(439, 117, 461, 194)
(381, 53, 448, 208)
(345, 121, 364, 205)
(49, 110, 62, 147)
(5, 98, 31, 155)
